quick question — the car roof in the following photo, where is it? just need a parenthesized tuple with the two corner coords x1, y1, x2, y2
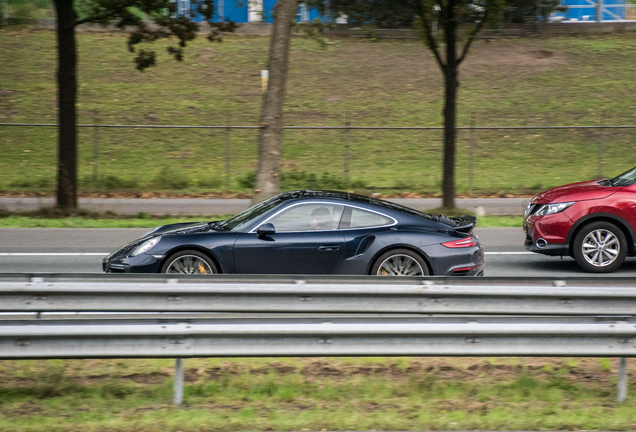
(277, 190, 371, 204)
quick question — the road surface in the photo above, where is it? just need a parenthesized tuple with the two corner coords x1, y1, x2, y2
(1, 227, 635, 277)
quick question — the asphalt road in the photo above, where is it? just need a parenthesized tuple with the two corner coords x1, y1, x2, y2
(1, 227, 636, 277)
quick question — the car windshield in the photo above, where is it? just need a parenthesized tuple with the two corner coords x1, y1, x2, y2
(218, 196, 282, 231)
(608, 167, 636, 187)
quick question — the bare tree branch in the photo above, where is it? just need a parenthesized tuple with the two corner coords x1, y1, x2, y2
(74, 11, 119, 26)
(414, 0, 445, 70)
(457, 10, 489, 64)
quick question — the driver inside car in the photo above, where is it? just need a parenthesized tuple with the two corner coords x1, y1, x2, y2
(310, 207, 333, 230)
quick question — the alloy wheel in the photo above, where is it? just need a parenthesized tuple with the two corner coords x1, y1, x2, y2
(581, 229, 620, 267)
(165, 255, 214, 274)
(376, 254, 425, 276)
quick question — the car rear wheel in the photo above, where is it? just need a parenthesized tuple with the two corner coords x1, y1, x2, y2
(572, 221, 627, 273)
(160, 250, 218, 275)
(371, 249, 430, 276)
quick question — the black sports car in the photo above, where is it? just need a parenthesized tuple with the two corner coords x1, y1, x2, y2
(103, 190, 484, 276)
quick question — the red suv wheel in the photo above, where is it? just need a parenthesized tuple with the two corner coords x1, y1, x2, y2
(572, 221, 627, 273)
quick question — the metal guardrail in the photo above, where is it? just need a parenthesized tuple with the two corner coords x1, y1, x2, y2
(4, 280, 636, 315)
(1, 275, 634, 404)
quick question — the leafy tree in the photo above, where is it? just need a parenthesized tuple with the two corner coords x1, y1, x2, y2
(503, 0, 566, 23)
(53, 0, 235, 209)
(318, 0, 418, 28)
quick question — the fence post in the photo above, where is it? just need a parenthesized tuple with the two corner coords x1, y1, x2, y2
(92, 110, 99, 187)
(597, 114, 605, 179)
(595, 0, 603, 21)
(344, 117, 350, 188)
(174, 358, 184, 405)
(225, 120, 231, 191)
(468, 115, 476, 192)
(618, 357, 628, 402)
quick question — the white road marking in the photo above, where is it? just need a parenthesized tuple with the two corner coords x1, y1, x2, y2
(0, 252, 533, 256)
(485, 252, 534, 255)
(0, 253, 108, 256)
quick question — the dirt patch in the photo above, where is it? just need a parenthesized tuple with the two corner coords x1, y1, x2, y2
(1, 401, 43, 418)
(123, 371, 170, 384)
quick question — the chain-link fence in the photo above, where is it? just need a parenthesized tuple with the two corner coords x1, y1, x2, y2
(1, 121, 636, 195)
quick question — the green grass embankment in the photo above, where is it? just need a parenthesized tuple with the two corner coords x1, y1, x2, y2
(1, 357, 635, 431)
(1, 30, 636, 196)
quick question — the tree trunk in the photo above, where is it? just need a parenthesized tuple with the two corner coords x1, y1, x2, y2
(251, 0, 298, 205)
(54, 0, 78, 210)
(441, 7, 458, 209)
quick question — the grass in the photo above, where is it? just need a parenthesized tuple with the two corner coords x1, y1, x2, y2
(1, 356, 635, 431)
(1, 29, 636, 197)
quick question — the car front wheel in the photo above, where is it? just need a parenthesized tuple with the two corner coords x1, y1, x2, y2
(160, 250, 218, 275)
(371, 249, 430, 276)
(572, 221, 627, 273)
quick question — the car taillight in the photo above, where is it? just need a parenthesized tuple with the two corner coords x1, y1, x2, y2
(442, 237, 476, 248)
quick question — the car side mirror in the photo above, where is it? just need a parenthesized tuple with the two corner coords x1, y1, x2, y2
(256, 223, 275, 238)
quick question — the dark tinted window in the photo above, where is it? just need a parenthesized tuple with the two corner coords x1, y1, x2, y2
(340, 207, 394, 229)
(610, 167, 636, 187)
(268, 204, 345, 232)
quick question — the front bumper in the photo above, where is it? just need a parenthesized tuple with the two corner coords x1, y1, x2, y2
(523, 212, 571, 256)
(103, 254, 163, 273)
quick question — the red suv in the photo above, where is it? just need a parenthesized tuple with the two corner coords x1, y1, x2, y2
(524, 167, 636, 272)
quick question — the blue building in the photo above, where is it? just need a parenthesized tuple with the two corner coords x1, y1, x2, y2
(177, 0, 322, 23)
(556, 0, 628, 21)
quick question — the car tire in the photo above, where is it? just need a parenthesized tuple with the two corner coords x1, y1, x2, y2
(572, 221, 627, 273)
(160, 249, 218, 275)
(371, 248, 430, 276)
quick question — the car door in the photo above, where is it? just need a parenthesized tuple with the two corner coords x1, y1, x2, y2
(233, 203, 346, 274)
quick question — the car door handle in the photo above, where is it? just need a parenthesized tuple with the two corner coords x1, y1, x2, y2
(318, 245, 340, 251)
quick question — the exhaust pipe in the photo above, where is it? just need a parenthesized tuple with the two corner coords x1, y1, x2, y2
(536, 238, 547, 249)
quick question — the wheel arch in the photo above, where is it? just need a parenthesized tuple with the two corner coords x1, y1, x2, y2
(367, 244, 433, 275)
(567, 213, 636, 257)
(158, 245, 224, 274)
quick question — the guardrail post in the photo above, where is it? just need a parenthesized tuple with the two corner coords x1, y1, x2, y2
(174, 358, 184, 405)
(617, 357, 628, 402)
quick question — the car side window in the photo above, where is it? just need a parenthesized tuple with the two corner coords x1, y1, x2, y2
(340, 207, 394, 229)
(268, 204, 345, 232)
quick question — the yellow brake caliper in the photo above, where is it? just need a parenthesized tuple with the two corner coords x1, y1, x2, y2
(199, 265, 207, 274)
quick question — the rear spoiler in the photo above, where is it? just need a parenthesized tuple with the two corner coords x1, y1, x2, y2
(450, 215, 477, 235)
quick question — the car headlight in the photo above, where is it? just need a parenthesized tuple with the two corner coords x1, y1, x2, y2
(131, 237, 161, 256)
(534, 202, 575, 217)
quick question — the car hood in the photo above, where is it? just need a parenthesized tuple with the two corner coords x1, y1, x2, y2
(531, 180, 619, 204)
(144, 221, 221, 237)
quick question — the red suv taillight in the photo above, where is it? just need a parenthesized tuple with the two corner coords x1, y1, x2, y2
(442, 237, 476, 248)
